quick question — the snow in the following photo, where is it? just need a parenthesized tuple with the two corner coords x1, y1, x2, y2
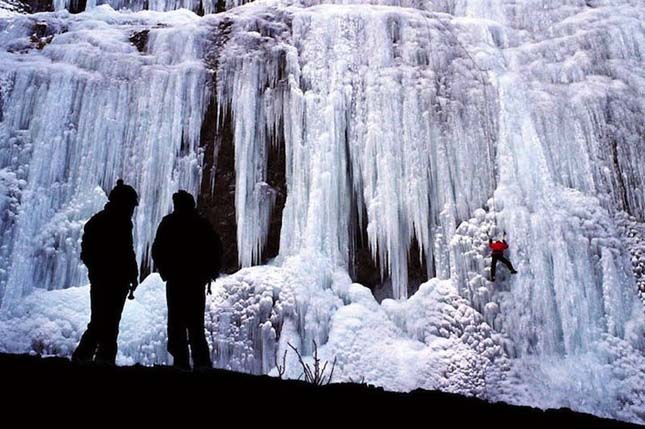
(0, 274, 168, 364)
(1, 263, 642, 421)
(0, 0, 644, 425)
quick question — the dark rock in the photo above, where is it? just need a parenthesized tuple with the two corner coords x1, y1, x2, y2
(67, 0, 85, 13)
(197, 99, 287, 271)
(29, 21, 54, 50)
(198, 90, 240, 274)
(28, 0, 53, 12)
(198, 18, 286, 274)
(129, 30, 150, 54)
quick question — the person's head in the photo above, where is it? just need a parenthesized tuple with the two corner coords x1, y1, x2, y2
(172, 190, 196, 213)
(108, 179, 139, 217)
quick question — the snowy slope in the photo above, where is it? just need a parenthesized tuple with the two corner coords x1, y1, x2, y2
(0, 0, 644, 424)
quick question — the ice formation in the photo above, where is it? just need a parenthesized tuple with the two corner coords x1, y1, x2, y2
(50, 0, 250, 14)
(0, 7, 209, 306)
(1, 0, 644, 424)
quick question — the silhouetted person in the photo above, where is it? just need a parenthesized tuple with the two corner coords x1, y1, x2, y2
(72, 180, 139, 365)
(489, 237, 517, 281)
(152, 190, 222, 370)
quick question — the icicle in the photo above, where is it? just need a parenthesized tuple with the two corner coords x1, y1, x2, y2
(0, 10, 210, 308)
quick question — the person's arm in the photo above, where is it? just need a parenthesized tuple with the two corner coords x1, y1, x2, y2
(204, 221, 222, 278)
(201, 218, 223, 290)
(151, 219, 169, 280)
(80, 217, 98, 268)
(126, 220, 139, 289)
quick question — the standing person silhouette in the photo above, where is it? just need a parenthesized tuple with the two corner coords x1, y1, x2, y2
(489, 235, 518, 281)
(152, 190, 222, 370)
(72, 179, 139, 365)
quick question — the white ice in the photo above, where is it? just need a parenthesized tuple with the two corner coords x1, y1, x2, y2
(0, 0, 644, 424)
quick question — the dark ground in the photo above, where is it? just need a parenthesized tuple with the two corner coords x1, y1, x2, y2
(0, 353, 641, 428)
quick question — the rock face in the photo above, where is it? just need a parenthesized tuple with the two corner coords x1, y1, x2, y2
(198, 101, 287, 274)
(199, 100, 240, 274)
(128, 29, 149, 53)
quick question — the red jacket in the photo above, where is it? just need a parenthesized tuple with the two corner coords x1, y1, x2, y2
(489, 240, 508, 253)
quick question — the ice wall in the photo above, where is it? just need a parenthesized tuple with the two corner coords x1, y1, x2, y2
(444, 0, 645, 357)
(50, 0, 250, 14)
(1, 0, 644, 423)
(0, 8, 210, 307)
(214, 4, 496, 298)
(203, 1, 645, 420)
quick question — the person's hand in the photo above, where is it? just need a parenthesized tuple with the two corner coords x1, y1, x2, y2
(127, 280, 137, 300)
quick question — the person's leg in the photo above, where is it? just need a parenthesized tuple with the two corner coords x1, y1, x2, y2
(167, 283, 190, 370)
(72, 285, 102, 362)
(490, 254, 499, 280)
(186, 285, 211, 370)
(95, 285, 129, 364)
(498, 255, 517, 274)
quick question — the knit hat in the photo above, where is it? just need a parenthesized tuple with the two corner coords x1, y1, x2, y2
(108, 179, 139, 207)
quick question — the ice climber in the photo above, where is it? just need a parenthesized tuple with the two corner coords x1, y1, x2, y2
(152, 190, 222, 370)
(489, 236, 518, 281)
(72, 179, 139, 365)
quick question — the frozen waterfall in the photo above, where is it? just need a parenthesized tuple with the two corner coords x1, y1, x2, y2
(0, 0, 644, 424)
(0, 8, 210, 307)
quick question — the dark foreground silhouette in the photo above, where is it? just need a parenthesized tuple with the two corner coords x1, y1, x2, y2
(152, 190, 222, 370)
(0, 353, 640, 428)
(73, 180, 139, 364)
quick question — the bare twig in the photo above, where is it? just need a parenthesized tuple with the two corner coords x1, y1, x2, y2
(274, 348, 288, 379)
(287, 341, 337, 385)
(324, 356, 337, 385)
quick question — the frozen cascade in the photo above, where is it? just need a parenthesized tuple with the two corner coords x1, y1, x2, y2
(210, 4, 496, 290)
(0, 8, 211, 307)
(0, 0, 644, 424)
(495, 71, 639, 355)
(279, 5, 496, 300)
(50, 0, 252, 15)
(213, 7, 293, 268)
(215, 5, 496, 296)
